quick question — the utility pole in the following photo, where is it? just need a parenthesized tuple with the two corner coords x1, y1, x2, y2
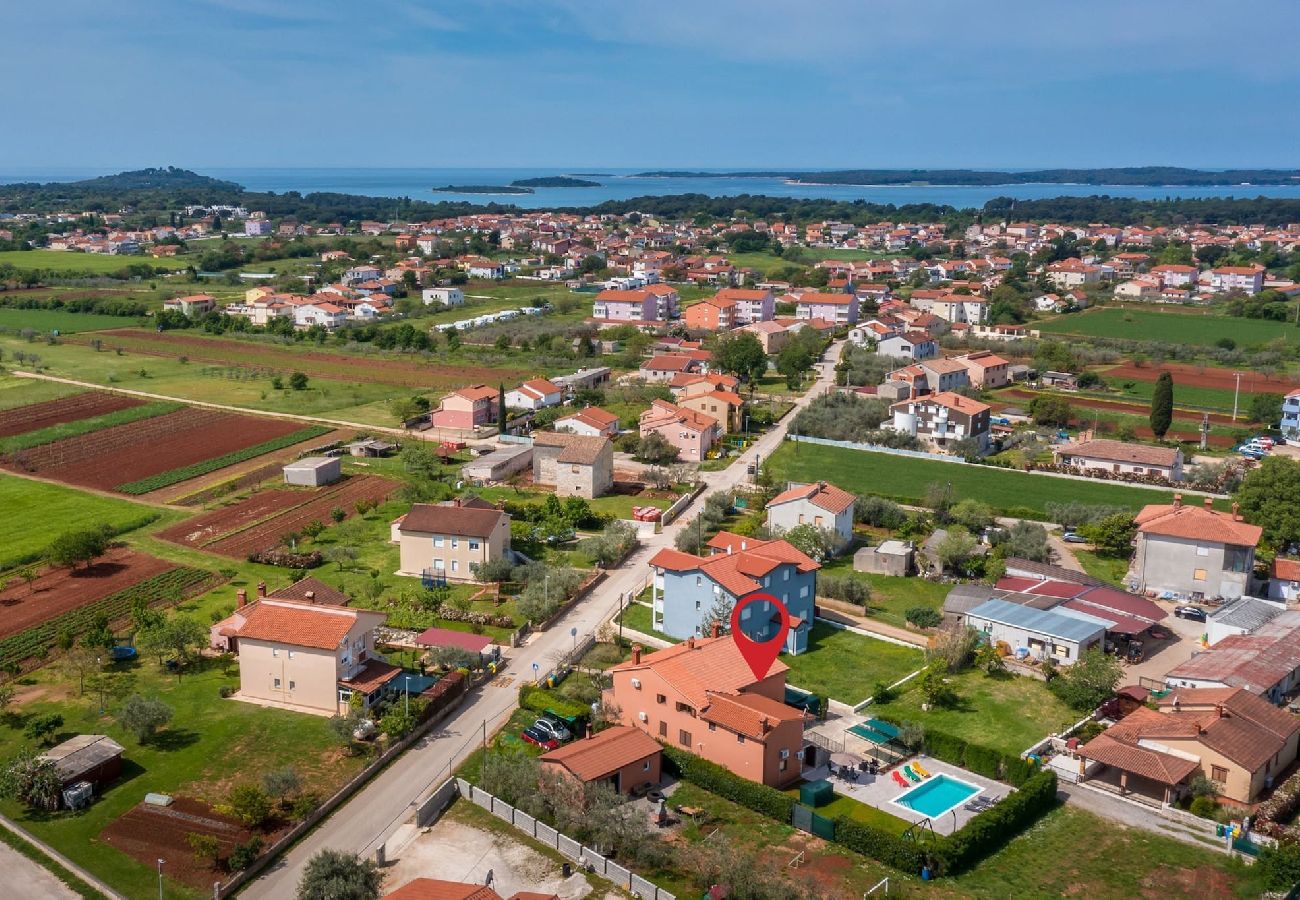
(1232, 371, 1242, 422)
(1200, 413, 1210, 451)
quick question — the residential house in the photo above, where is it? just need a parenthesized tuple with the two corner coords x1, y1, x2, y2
(428, 385, 499, 431)
(162, 294, 216, 316)
(244, 218, 273, 236)
(465, 258, 505, 279)
(386, 879, 559, 900)
(737, 320, 791, 354)
(876, 331, 937, 361)
(676, 385, 745, 434)
(765, 481, 856, 547)
(1054, 439, 1184, 482)
(889, 391, 991, 453)
(504, 378, 563, 411)
(539, 726, 663, 795)
(1205, 266, 1265, 294)
(293, 301, 348, 331)
(965, 598, 1106, 667)
(421, 287, 464, 306)
(1132, 496, 1262, 601)
(553, 406, 620, 438)
(343, 264, 383, 285)
(1046, 258, 1104, 289)
(887, 358, 970, 398)
(1077, 687, 1299, 805)
(639, 353, 701, 383)
(608, 637, 806, 788)
(644, 283, 681, 319)
(638, 399, 720, 461)
(1114, 280, 1161, 301)
(954, 350, 1011, 389)
(1165, 611, 1300, 702)
(790, 291, 858, 325)
(1270, 558, 1300, 603)
(592, 288, 658, 323)
(1281, 388, 1300, 441)
(1150, 264, 1199, 288)
(531, 432, 614, 499)
(396, 501, 512, 582)
(647, 532, 819, 654)
(212, 593, 392, 715)
(714, 287, 774, 324)
(682, 294, 738, 331)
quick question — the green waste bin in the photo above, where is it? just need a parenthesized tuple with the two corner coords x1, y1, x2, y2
(800, 779, 834, 808)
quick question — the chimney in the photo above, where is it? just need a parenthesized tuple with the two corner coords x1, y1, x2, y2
(1204, 497, 1214, 510)
(305, 590, 316, 602)
(710, 621, 722, 639)
(687, 636, 696, 650)
(453, 497, 462, 508)
(1216, 704, 1225, 719)
(257, 581, 267, 598)
(726, 545, 732, 555)
(1232, 501, 1241, 521)
(760, 716, 771, 734)
(1172, 493, 1182, 509)
(236, 589, 247, 609)
(631, 644, 642, 665)
(585, 722, 593, 740)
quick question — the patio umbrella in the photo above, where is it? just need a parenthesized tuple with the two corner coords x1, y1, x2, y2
(830, 752, 864, 768)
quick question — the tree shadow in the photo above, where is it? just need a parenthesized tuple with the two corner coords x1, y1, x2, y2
(146, 728, 200, 752)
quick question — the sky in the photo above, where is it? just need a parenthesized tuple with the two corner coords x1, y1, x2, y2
(4, 0, 1299, 170)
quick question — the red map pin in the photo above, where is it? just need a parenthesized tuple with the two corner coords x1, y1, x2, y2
(729, 591, 791, 680)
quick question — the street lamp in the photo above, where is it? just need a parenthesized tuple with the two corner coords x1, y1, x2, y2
(157, 858, 165, 900)
(404, 675, 411, 716)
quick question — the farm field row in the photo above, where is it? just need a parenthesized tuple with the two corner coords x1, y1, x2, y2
(0, 389, 137, 437)
(0, 306, 145, 333)
(765, 440, 1213, 521)
(0, 248, 191, 273)
(0, 399, 182, 454)
(1039, 306, 1300, 348)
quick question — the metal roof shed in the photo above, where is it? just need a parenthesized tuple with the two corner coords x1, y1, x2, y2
(283, 456, 342, 487)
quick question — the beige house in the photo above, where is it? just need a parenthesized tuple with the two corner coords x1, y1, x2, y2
(214, 594, 392, 716)
(1055, 439, 1184, 482)
(396, 501, 512, 582)
(532, 432, 614, 499)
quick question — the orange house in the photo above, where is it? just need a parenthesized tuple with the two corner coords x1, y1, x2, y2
(608, 637, 806, 788)
(683, 295, 738, 331)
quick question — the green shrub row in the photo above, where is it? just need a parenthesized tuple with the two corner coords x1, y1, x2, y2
(518, 683, 590, 722)
(115, 425, 330, 494)
(833, 817, 926, 872)
(935, 770, 1058, 874)
(884, 719, 1041, 787)
(662, 745, 796, 822)
(0, 401, 183, 454)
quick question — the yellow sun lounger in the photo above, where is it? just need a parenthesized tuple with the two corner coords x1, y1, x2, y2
(912, 762, 931, 778)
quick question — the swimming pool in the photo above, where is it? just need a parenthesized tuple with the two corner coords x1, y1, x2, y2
(891, 773, 980, 819)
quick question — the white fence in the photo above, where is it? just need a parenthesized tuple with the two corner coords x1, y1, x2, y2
(447, 779, 676, 899)
(787, 433, 962, 463)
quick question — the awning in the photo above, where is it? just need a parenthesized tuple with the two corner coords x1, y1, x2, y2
(414, 627, 495, 653)
(1060, 600, 1152, 635)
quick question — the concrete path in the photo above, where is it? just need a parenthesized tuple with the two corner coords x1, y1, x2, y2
(0, 816, 125, 899)
(1059, 783, 1228, 853)
(241, 343, 845, 898)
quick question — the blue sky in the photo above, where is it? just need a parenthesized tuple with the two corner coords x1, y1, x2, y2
(4, 0, 1298, 169)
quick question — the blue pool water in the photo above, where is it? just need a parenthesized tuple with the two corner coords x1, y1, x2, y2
(893, 774, 980, 818)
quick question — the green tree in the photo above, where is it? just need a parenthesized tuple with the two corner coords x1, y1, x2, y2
(1247, 393, 1284, 426)
(45, 526, 110, 570)
(118, 694, 173, 742)
(634, 432, 679, 464)
(780, 523, 847, 562)
(262, 766, 302, 803)
(288, 371, 309, 391)
(935, 529, 978, 574)
(230, 783, 274, 828)
(1078, 512, 1138, 557)
(138, 614, 208, 674)
(1049, 648, 1122, 710)
(1149, 371, 1174, 439)
(776, 343, 813, 390)
(296, 849, 382, 900)
(950, 498, 995, 533)
(23, 713, 63, 746)
(497, 382, 507, 434)
(0, 751, 63, 810)
(1235, 456, 1300, 549)
(187, 832, 222, 867)
(711, 331, 768, 388)
(1258, 842, 1300, 892)
(1028, 395, 1073, 428)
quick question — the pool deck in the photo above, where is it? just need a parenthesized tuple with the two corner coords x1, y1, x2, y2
(807, 755, 1013, 836)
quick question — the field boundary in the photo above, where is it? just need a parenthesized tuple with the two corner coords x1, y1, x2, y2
(115, 424, 331, 494)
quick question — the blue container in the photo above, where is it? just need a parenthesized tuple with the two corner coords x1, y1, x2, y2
(110, 646, 137, 661)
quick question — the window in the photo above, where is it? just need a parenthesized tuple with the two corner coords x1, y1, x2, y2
(273, 678, 281, 688)
(695, 576, 702, 586)
(797, 514, 805, 524)
(287, 650, 295, 660)
(779, 759, 788, 772)
(679, 729, 692, 748)
(708, 722, 716, 732)
(469, 539, 480, 550)
(695, 600, 701, 610)
(656, 694, 666, 704)
(272, 648, 279, 658)
(643, 760, 651, 771)
(451, 537, 459, 549)
(1225, 547, 1250, 574)
(737, 734, 745, 744)
(1196, 545, 1209, 557)
(434, 558, 444, 571)
(659, 721, 667, 738)
(289, 681, 296, 690)
(451, 560, 459, 573)
(434, 536, 444, 548)
(814, 516, 823, 527)
(799, 585, 809, 598)
(780, 748, 790, 759)
(1193, 568, 1207, 582)
(1211, 765, 1228, 783)
(783, 569, 790, 581)
(571, 465, 579, 474)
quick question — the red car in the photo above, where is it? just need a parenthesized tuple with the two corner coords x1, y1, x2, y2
(521, 726, 559, 751)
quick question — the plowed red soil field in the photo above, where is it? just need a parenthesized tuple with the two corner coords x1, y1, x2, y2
(165, 475, 398, 558)
(996, 389, 1237, 447)
(102, 797, 253, 891)
(0, 407, 306, 491)
(1106, 361, 1300, 392)
(76, 328, 528, 389)
(0, 391, 141, 438)
(0, 548, 173, 639)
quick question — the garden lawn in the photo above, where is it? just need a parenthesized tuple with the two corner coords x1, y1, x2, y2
(766, 441, 1217, 520)
(0, 656, 365, 900)
(781, 785, 909, 834)
(819, 554, 949, 629)
(952, 804, 1265, 898)
(869, 668, 1077, 757)
(0, 474, 160, 571)
(782, 623, 924, 705)
(0, 307, 143, 334)
(618, 602, 678, 644)
(0, 249, 191, 274)
(1038, 306, 1300, 349)
(1073, 549, 1132, 587)
(0, 374, 82, 409)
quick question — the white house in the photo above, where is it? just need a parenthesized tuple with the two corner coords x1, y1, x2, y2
(422, 287, 464, 306)
(765, 481, 856, 548)
(505, 378, 564, 411)
(876, 331, 937, 360)
(293, 302, 348, 330)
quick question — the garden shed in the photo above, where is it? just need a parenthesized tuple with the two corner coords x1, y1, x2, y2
(283, 456, 342, 487)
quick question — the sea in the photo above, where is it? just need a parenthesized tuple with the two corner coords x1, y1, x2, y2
(4, 167, 1300, 211)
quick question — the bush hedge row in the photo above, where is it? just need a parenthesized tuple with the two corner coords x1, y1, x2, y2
(935, 770, 1058, 875)
(881, 718, 1042, 787)
(662, 745, 796, 823)
(517, 683, 590, 722)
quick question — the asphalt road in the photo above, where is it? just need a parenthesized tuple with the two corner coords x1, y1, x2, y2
(241, 343, 844, 898)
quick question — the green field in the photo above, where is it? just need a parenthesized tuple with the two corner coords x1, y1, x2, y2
(0, 249, 190, 273)
(781, 622, 924, 704)
(1092, 377, 1260, 415)
(767, 441, 1212, 521)
(0, 374, 82, 409)
(818, 554, 950, 629)
(0, 307, 145, 333)
(0, 475, 160, 571)
(1039, 306, 1300, 349)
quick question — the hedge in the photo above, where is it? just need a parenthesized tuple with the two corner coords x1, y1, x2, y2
(878, 718, 1042, 787)
(662, 745, 796, 823)
(934, 770, 1058, 875)
(115, 425, 331, 494)
(518, 683, 589, 722)
(833, 818, 926, 873)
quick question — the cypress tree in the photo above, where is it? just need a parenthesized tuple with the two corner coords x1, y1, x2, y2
(1150, 372, 1174, 439)
(497, 383, 507, 434)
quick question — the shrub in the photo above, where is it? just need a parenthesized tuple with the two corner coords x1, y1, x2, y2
(1189, 795, 1218, 819)
(118, 695, 173, 742)
(662, 745, 795, 823)
(1258, 842, 1300, 891)
(833, 817, 925, 872)
(229, 783, 273, 828)
(219, 685, 235, 698)
(905, 607, 942, 629)
(1001, 756, 1037, 787)
(936, 770, 1058, 875)
(229, 836, 263, 871)
(962, 743, 1002, 779)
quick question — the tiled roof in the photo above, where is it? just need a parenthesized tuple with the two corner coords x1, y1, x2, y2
(611, 636, 789, 708)
(384, 879, 501, 900)
(452, 384, 498, 402)
(1078, 729, 1199, 786)
(1135, 500, 1262, 546)
(339, 659, 402, 693)
(1166, 611, 1300, 694)
(400, 503, 507, 538)
(641, 354, 696, 372)
(533, 431, 611, 465)
(555, 406, 619, 430)
(1060, 439, 1179, 467)
(1273, 558, 1300, 581)
(228, 599, 367, 650)
(767, 481, 856, 515)
(539, 726, 661, 781)
(701, 691, 804, 740)
(793, 291, 853, 305)
(267, 577, 350, 606)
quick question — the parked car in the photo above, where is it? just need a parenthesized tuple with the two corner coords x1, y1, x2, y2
(521, 726, 559, 751)
(1256, 437, 1276, 449)
(1061, 531, 1087, 543)
(1237, 446, 1266, 460)
(532, 717, 571, 743)
(1174, 605, 1207, 622)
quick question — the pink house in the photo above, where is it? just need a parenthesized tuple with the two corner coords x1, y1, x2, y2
(791, 291, 859, 325)
(713, 288, 774, 324)
(592, 289, 658, 322)
(639, 399, 720, 461)
(428, 384, 498, 430)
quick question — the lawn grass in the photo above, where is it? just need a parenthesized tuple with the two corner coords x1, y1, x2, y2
(0, 374, 82, 409)
(0, 400, 182, 453)
(781, 784, 910, 834)
(468, 484, 672, 520)
(0, 307, 144, 333)
(0, 474, 160, 571)
(0, 249, 191, 273)
(1038, 306, 1300, 349)
(819, 553, 950, 629)
(869, 668, 1078, 757)
(766, 440, 1217, 521)
(781, 622, 924, 705)
(1073, 548, 1132, 587)
(617, 602, 678, 644)
(951, 804, 1266, 898)
(1096, 375, 1254, 415)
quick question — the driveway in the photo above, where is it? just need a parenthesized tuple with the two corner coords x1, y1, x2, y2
(0, 841, 79, 900)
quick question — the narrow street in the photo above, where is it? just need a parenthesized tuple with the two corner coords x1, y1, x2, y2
(241, 342, 844, 897)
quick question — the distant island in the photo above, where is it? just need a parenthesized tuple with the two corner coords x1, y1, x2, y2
(633, 167, 1300, 187)
(511, 176, 601, 188)
(431, 184, 533, 194)
(569, 173, 613, 177)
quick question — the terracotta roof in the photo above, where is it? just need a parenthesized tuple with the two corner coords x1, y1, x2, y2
(452, 384, 498, 402)
(1166, 611, 1300, 694)
(517, 378, 561, 398)
(919, 358, 970, 375)
(793, 291, 853, 305)
(400, 503, 508, 538)
(414, 627, 495, 652)
(1135, 500, 1262, 546)
(1272, 558, 1300, 581)
(892, 391, 990, 416)
(339, 659, 402, 693)
(701, 691, 804, 740)
(228, 599, 372, 650)
(641, 354, 696, 373)
(384, 879, 501, 900)
(1077, 729, 1199, 786)
(767, 481, 856, 515)
(533, 431, 611, 465)
(555, 406, 619, 430)
(539, 726, 661, 781)
(1059, 439, 1179, 468)
(715, 288, 771, 302)
(1122, 688, 1299, 771)
(267, 577, 350, 606)
(641, 399, 718, 434)
(649, 532, 819, 597)
(612, 636, 789, 708)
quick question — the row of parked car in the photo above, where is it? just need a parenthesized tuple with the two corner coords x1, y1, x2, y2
(1237, 436, 1276, 460)
(521, 712, 575, 751)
